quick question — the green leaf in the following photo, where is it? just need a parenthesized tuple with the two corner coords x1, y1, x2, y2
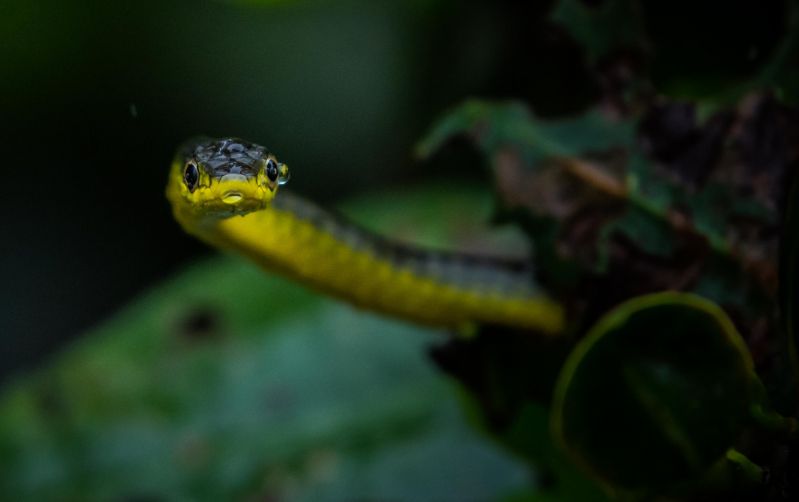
(0, 184, 533, 501)
(416, 100, 635, 165)
(420, 99, 780, 307)
(552, 292, 758, 491)
(550, 0, 646, 64)
(551, 0, 796, 107)
(625, 148, 679, 214)
(761, 1, 799, 105)
(596, 207, 675, 272)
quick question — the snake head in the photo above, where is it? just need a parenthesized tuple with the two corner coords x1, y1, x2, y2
(170, 137, 290, 218)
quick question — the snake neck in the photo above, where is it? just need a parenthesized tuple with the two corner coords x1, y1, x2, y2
(174, 189, 564, 333)
(272, 191, 539, 295)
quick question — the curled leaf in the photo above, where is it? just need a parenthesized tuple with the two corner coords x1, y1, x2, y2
(552, 292, 757, 490)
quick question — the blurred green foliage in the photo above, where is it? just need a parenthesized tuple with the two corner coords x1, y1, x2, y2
(3, 0, 799, 500)
(417, 101, 636, 166)
(0, 185, 534, 500)
(416, 0, 798, 498)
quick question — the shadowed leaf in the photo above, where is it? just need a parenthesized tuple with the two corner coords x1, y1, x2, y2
(552, 292, 757, 490)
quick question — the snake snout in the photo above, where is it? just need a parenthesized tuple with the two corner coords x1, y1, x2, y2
(220, 173, 248, 183)
(219, 173, 250, 205)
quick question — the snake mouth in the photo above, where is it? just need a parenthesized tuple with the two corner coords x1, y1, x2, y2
(188, 171, 275, 218)
(222, 191, 243, 204)
(216, 173, 260, 206)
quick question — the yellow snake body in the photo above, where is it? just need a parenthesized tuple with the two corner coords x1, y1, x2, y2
(167, 137, 564, 333)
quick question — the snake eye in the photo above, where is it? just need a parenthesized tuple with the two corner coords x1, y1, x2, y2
(265, 159, 279, 182)
(184, 162, 199, 192)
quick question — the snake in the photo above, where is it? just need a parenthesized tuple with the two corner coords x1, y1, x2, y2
(167, 137, 564, 334)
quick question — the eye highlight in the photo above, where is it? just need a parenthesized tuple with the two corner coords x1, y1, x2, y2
(184, 161, 199, 192)
(265, 159, 279, 182)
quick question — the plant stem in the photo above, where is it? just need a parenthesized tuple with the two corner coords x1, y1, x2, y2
(750, 403, 799, 439)
(725, 449, 764, 485)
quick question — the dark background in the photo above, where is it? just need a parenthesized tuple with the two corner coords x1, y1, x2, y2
(0, 0, 785, 380)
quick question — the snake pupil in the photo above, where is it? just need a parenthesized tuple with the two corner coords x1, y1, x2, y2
(266, 159, 279, 182)
(184, 162, 199, 192)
